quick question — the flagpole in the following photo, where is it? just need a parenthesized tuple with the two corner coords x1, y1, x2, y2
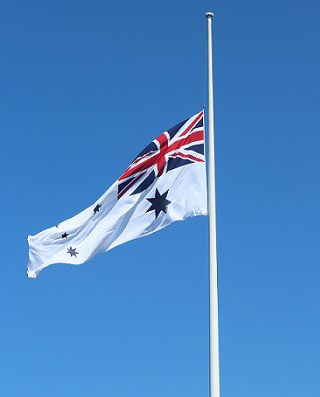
(206, 11, 220, 397)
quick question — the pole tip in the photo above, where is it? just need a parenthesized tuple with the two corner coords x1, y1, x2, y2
(205, 12, 214, 18)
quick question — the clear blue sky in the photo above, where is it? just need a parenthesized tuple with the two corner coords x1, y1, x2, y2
(1, 0, 320, 396)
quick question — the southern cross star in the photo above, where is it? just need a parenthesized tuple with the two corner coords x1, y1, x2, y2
(61, 232, 68, 238)
(146, 188, 171, 219)
(67, 246, 79, 257)
(93, 204, 101, 214)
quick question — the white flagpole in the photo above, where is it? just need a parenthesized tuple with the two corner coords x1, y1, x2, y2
(206, 11, 220, 397)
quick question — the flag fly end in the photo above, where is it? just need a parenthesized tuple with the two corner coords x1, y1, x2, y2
(27, 269, 37, 279)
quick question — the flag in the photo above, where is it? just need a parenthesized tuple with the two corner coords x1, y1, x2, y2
(27, 110, 207, 278)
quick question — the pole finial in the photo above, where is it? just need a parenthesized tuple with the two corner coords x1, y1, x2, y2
(205, 12, 214, 18)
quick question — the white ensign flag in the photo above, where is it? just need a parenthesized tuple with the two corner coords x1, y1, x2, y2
(27, 110, 207, 278)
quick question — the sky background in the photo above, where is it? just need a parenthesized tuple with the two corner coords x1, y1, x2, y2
(1, 0, 320, 396)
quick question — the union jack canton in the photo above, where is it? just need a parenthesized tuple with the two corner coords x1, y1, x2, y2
(117, 110, 205, 199)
